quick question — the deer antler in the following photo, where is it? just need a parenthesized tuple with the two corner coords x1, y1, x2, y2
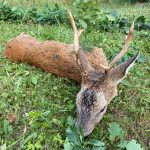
(98, 22, 135, 70)
(108, 22, 134, 69)
(68, 11, 94, 75)
(68, 11, 84, 52)
(69, 11, 134, 72)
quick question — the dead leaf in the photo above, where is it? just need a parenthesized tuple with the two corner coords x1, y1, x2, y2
(7, 114, 16, 123)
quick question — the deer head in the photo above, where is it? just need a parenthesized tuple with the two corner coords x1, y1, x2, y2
(69, 12, 139, 136)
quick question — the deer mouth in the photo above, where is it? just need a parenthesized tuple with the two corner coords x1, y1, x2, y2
(82, 127, 95, 136)
(77, 119, 95, 137)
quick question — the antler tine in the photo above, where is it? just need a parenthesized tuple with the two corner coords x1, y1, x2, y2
(108, 21, 134, 69)
(68, 11, 83, 53)
(69, 11, 95, 75)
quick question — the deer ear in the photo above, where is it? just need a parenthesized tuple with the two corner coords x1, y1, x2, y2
(108, 51, 139, 84)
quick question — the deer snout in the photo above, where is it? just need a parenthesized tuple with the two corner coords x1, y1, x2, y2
(77, 119, 95, 137)
(82, 126, 94, 137)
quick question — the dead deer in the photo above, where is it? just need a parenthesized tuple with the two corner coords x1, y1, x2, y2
(69, 11, 139, 136)
(4, 9, 139, 137)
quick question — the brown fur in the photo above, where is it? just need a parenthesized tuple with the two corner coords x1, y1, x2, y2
(4, 33, 108, 82)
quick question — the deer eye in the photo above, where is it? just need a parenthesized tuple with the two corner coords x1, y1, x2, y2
(99, 106, 106, 113)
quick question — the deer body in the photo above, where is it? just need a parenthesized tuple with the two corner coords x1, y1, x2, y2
(4, 34, 108, 82)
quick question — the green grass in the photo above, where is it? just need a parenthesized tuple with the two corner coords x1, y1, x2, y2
(0, 1, 150, 150)
(4, 0, 64, 7)
(6, 0, 150, 19)
(9, 0, 150, 18)
(100, 3, 150, 19)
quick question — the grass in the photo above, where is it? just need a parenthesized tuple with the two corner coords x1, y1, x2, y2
(100, 3, 150, 19)
(5, 0, 150, 19)
(0, 1, 150, 150)
(4, 0, 64, 7)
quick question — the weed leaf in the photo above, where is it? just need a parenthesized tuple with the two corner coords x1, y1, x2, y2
(137, 54, 147, 63)
(108, 122, 125, 143)
(88, 139, 105, 147)
(125, 140, 143, 150)
(64, 140, 73, 150)
(67, 116, 76, 126)
(31, 76, 39, 85)
(92, 147, 105, 150)
(66, 126, 81, 146)
(86, 139, 105, 150)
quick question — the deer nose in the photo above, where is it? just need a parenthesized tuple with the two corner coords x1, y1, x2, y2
(81, 127, 93, 137)
(77, 121, 92, 137)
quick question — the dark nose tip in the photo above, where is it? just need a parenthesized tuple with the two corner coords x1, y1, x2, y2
(77, 124, 89, 136)
(76, 121, 93, 136)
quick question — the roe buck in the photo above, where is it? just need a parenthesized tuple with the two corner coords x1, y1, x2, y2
(69, 11, 139, 136)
